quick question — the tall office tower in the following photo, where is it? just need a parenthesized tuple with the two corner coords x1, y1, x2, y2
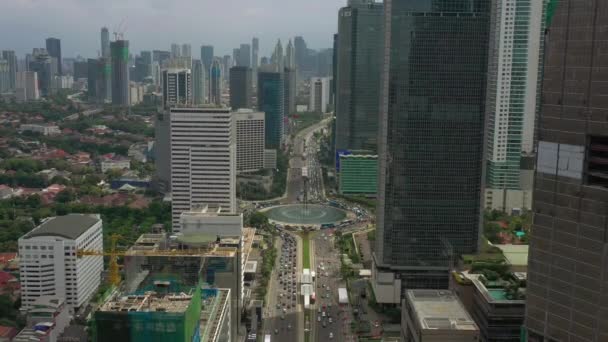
(331, 34, 338, 109)
(29, 52, 52, 97)
(252, 38, 259, 87)
(222, 55, 232, 82)
(260, 57, 269, 66)
(283, 67, 296, 116)
(162, 68, 192, 108)
(232, 48, 241, 68)
(0, 59, 10, 93)
(271, 40, 284, 72)
(335, 0, 384, 153)
(192, 59, 205, 105)
(101, 27, 110, 58)
(1, 51, 17, 91)
(152, 50, 171, 65)
(96, 58, 111, 103)
(234, 109, 265, 173)
(484, 0, 544, 212)
(229, 66, 252, 110)
(372, 0, 491, 297)
(200, 45, 214, 71)
(18, 214, 103, 310)
(87, 58, 98, 101)
(181, 44, 192, 58)
(294, 36, 307, 72)
(110, 40, 130, 106)
(309, 77, 330, 113)
(169, 107, 236, 232)
(73, 60, 88, 79)
(45, 38, 62, 75)
(237, 44, 251, 67)
(317, 48, 334, 77)
(258, 71, 284, 149)
(171, 43, 181, 58)
(526, 1, 608, 340)
(15, 71, 40, 102)
(139, 50, 152, 79)
(209, 59, 222, 105)
(285, 40, 296, 69)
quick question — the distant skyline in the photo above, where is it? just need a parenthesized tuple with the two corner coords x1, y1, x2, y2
(0, 0, 344, 58)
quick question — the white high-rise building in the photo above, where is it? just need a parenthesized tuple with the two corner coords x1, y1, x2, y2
(16, 71, 40, 102)
(285, 39, 296, 69)
(162, 68, 192, 108)
(484, 0, 544, 212)
(234, 109, 265, 173)
(18, 214, 103, 311)
(170, 107, 236, 232)
(309, 77, 331, 113)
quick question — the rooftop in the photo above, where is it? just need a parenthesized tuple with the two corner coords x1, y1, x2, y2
(494, 244, 529, 267)
(406, 290, 478, 331)
(24, 214, 100, 240)
(472, 278, 526, 304)
(99, 290, 195, 313)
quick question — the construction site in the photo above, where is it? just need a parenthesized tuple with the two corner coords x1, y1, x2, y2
(89, 227, 255, 342)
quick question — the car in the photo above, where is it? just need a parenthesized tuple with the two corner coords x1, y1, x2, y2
(329, 332, 334, 339)
(287, 324, 292, 330)
(322, 311, 326, 317)
(274, 329, 279, 335)
(322, 321, 327, 328)
(276, 304, 281, 309)
(317, 316, 321, 322)
(283, 308, 287, 313)
(329, 317, 333, 324)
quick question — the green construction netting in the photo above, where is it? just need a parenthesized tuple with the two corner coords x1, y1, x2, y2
(546, 0, 560, 26)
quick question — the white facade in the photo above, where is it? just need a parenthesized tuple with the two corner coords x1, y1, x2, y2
(180, 205, 243, 236)
(18, 214, 103, 311)
(264, 149, 277, 170)
(16, 71, 40, 102)
(170, 107, 236, 232)
(235, 109, 265, 173)
(309, 77, 331, 113)
(19, 124, 60, 136)
(485, 0, 544, 211)
(100, 158, 130, 173)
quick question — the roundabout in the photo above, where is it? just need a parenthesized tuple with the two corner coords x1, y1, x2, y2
(264, 204, 347, 225)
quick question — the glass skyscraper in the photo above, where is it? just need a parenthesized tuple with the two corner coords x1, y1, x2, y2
(373, 0, 491, 294)
(335, 0, 384, 153)
(257, 71, 284, 149)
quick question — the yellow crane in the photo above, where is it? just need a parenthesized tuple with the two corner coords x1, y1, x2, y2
(77, 234, 238, 287)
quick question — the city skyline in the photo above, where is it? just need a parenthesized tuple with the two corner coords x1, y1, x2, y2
(0, 0, 343, 58)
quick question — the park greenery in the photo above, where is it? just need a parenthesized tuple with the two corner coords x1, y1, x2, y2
(0, 196, 171, 252)
(483, 209, 531, 244)
(0, 90, 81, 122)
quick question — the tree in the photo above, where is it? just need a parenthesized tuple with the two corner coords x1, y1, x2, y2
(248, 212, 269, 229)
(55, 189, 75, 203)
(484, 222, 502, 244)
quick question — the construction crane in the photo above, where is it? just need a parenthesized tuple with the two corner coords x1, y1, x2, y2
(77, 235, 239, 287)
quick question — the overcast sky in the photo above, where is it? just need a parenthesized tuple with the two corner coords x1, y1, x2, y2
(1, 0, 344, 58)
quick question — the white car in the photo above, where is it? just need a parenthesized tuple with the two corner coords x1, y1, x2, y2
(329, 332, 334, 339)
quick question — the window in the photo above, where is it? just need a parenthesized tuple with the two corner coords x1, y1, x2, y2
(586, 135, 608, 187)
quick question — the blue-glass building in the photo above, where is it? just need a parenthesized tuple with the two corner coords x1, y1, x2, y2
(257, 71, 284, 149)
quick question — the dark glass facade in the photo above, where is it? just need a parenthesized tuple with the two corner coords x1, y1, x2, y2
(257, 71, 284, 149)
(111, 40, 130, 106)
(526, 0, 608, 340)
(45, 38, 62, 75)
(335, 0, 384, 153)
(229, 66, 252, 110)
(375, 0, 491, 288)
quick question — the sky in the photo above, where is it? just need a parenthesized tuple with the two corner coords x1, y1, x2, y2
(1, 0, 345, 58)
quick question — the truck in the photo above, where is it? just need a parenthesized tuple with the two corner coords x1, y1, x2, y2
(338, 287, 349, 304)
(264, 334, 271, 342)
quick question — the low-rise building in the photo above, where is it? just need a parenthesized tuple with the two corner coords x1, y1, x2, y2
(263, 149, 277, 170)
(402, 289, 479, 342)
(13, 297, 71, 342)
(99, 153, 131, 173)
(19, 124, 60, 136)
(470, 275, 526, 342)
